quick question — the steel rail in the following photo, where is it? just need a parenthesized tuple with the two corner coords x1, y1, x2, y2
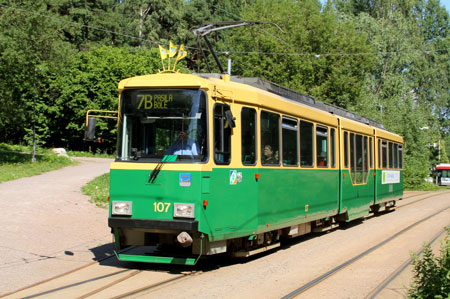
(2, 245, 134, 298)
(281, 200, 450, 298)
(110, 273, 198, 299)
(75, 270, 141, 299)
(397, 190, 450, 209)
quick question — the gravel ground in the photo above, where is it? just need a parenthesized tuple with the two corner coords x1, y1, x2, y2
(0, 157, 113, 296)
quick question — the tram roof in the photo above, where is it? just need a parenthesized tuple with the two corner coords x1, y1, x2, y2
(197, 73, 384, 130)
(436, 164, 450, 170)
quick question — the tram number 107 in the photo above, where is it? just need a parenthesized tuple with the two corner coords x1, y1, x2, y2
(153, 202, 171, 213)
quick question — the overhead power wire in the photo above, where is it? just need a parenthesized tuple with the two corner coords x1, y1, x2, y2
(0, 3, 160, 46)
(0, 3, 447, 58)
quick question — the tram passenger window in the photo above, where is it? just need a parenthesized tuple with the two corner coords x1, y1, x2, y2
(389, 142, 394, 169)
(282, 117, 298, 166)
(214, 104, 231, 164)
(330, 128, 336, 168)
(300, 121, 314, 167)
(316, 126, 328, 167)
(350, 133, 355, 183)
(369, 138, 373, 169)
(241, 108, 257, 165)
(378, 139, 381, 168)
(382, 140, 388, 168)
(261, 111, 280, 165)
(394, 143, 398, 168)
(363, 136, 368, 183)
(356, 134, 363, 183)
(349, 133, 365, 184)
(398, 145, 403, 168)
(344, 132, 349, 168)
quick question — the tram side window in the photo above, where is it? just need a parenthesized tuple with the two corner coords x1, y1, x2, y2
(350, 133, 366, 184)
(378, 139, 381, 168)
(316, 126, 328, 167)
(330, 128, 336, 168)
(369, 137, 373, 169)
(389, 142, 394, 168)
(350, 133, 355, 183)
(356, 134, 364, 183)
(344, 132, 349, 168)
(398, 145, 403, 168)
(363, 136, 369, 181)
(213, 104, 231, 164)
(282, 117, 298, 166)
(261, 111, 280, 165)
(241, 108, 257, 165)
(382, 140, 388, 168)
(394, 143, 398, 168)
(300, 120, 314, 167)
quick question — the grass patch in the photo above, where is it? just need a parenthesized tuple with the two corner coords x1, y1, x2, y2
(0, 143, 76, 184)
(405, 181, 442, 191)
(67, 150, 115, 158)
(82, 173, 110, 207)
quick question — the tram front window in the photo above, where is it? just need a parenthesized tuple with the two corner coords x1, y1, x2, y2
(117, 89, 207, 163)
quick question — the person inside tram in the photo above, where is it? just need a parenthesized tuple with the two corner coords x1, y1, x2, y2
(263, 144, 278, 164)
(166, 126, 200, 156)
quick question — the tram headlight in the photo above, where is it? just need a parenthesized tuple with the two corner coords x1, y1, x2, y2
(173, 203, 195, 218)
(111, 201, 132, 216)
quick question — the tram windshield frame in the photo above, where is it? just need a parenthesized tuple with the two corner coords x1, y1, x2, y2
(116, 89, 208, 163)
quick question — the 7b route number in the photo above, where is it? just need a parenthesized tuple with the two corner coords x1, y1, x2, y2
(153, 202, 171, 213)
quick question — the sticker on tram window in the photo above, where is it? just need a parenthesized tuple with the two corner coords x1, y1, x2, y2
(179, 173, 191, 187)
(230, 170, 237, 185)
(382, 170, 400, 184)
(153, 202, 171, 213)
(137, 94, 173, 110)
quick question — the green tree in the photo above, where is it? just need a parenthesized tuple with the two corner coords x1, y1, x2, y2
(335, 0, 450, 187)
(0, 0, 74, 145)
(50, 0, 126, 49)
(118, 0, 189, 49)
(43, 46, 161, 151)
(225, 0, 374, 108)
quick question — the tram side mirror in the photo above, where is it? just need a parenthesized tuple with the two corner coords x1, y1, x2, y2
(225, 110, 236, 128)
(84, 116, 97, 141)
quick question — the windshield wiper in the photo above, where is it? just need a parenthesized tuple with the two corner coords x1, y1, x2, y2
(148, 155, 177, 184)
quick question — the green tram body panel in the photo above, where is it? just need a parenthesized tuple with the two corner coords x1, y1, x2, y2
(375, 169, 404, 203)
(109, 167, 403, 264)
(340, 169, 376, 221)
(110, 167, 340, 242)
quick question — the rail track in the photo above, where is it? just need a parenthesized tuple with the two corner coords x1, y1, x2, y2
(366, 226, 448, 299)
(281, 190, 450, 299)
(3, 190, 449, 299)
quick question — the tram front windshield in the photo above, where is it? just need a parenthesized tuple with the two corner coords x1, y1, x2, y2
(117, 89, 207, 163)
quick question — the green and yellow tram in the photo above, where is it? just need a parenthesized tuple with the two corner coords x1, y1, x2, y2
(108, 72, 404, 265)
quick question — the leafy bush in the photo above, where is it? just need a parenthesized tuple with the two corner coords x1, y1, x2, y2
(409, 228, 450, 298)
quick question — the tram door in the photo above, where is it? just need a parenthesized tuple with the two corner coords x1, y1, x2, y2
(340, 132, 374, 221)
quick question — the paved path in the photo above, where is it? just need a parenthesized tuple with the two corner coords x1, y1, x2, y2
(0, 157, 113, 296)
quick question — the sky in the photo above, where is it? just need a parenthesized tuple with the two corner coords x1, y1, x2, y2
(441, 0, 450, 12)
